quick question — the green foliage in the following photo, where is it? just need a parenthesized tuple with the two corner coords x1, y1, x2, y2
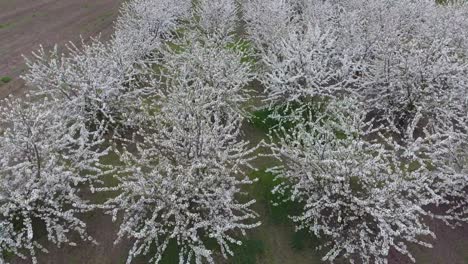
(230, 239, 265, 264)
(290, 229, 309, 251)
(334, 129, 348, 140)
(249, 99, 328, 135)
(225, 39, 257, 64)
(249, 169, 302, 225)
(166, 41, 186, 54)
(0, 23, 12, 29)
(249, 170, 323, 254)
(0, 76, 12, 84)
(435, 0, 462, 4)
(131, 236, 261, 264)
(1, 250, 15, 262)
(290, 228, 323, 253)
(130, 239, 183, 264)
(159, 240, 181, 264)
(249, 102, 304, 134)
(249, 107, 280, 133)
(90, 151, 122, 204)
(125, 223, 259, 263)
(349, 175, 365, 194)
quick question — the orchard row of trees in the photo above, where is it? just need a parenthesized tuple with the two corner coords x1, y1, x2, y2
(0, 0, 467, 263)
(246, 0, 468, 263)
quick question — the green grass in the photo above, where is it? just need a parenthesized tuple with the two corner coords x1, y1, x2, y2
(1, 76, 12, 84)
(129, 239, 181, 264)
(31, 12, 47, 18)
(249, 99, 328, 135)
(226, 39, 257, 65)
(290, 229, 314, 251)
(249, 107, 280, 133)
(435, 0, 460, 4)
(230, 239, 265, 264)
(248, 169, 292, 224)
(0, 23, 12, 30)
(245, 92, 328, 262)
(248, 102, 305, 135)
(89, 150, 122, 204)
(131, 237, 265, 264)
(165, 41, 186, 54)
(248, 169, 322, 247)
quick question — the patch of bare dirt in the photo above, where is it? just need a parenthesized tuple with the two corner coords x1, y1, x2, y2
(0, 0, 124, 98)
(389, 219, 468, 264)
(13, 211, 133, 264)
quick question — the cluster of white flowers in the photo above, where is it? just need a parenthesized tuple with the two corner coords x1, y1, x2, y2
(108, 106, 258, 263)
(246, 0, 468, 119)
(1, 0, 193, 262)
(267, 99, 438, 263)
(8, 0, 259, 263)
(112, 0, 191, 62)
(246, 0, 468, 263)
(0, 96, 108, 263)
(22, 0, 193, 135)
(104, 2, 260, 262)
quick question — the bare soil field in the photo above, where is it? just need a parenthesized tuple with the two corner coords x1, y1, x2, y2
(0, 0, 123, 98)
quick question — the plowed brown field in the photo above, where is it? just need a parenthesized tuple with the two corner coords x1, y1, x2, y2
(0, 0, 123, 98)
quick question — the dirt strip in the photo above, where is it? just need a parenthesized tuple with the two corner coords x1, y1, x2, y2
(0, 0, 124, 98)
